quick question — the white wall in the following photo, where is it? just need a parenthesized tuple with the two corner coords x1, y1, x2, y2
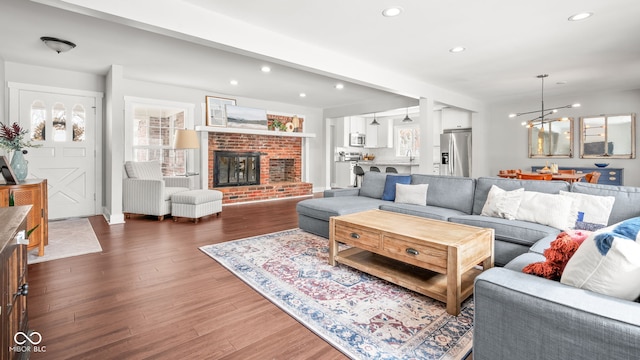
(485, 89, 640, 186)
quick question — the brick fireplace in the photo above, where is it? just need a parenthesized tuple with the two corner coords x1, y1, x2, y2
(208, 132, 312, 204)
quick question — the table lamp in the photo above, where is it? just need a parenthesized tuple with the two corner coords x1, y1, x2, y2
(173, 129, 200, 176)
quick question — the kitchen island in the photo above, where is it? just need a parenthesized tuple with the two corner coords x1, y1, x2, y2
(357, 160, 418, 174)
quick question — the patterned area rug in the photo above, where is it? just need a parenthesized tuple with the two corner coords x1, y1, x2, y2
(200, 229, 473, 360)
(28, 218, 102, 264)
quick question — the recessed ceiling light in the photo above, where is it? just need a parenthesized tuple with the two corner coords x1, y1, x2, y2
(230, 80, 238, 85)
(449, 46, 466, 53)
(556, 81, 567, 85)
(335, 83, 344, 90)
(382, 7, 403, 17)
(568, 12, 593, 21)
(299, 93, 306, 98)
(261, 66, 271, 73)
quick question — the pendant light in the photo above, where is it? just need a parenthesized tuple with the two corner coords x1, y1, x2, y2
(509, 74, 580, 127)
(402, 108, 413, 122)
(370, 113, 380, 126)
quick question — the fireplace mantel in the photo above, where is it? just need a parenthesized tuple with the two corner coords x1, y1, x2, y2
(195, 125, 315, 138)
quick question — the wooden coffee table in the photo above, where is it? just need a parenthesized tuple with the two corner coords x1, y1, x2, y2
(329, 209, 494, 315)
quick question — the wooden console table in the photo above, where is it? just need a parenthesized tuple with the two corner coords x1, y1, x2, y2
(0, 180, 48, 256)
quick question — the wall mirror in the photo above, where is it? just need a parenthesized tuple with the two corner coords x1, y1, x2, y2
(528, 117, 573, 158)
(580, 113, 636, 158)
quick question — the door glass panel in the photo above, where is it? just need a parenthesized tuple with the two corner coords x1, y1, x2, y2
(30, 100, 46, 141)
(52, 102, 67, 142)
(72, 104, 86, 142)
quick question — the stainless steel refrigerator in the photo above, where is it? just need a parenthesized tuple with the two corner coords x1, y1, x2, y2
(440, 129, 472, 177)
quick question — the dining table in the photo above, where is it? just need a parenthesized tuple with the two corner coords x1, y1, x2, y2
(497, 172, 586, 183)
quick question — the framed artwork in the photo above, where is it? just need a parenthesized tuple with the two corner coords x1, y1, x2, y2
(225, 105, 268, 130)
(0, 155, 18, 185)
(205, 96, 236, 127)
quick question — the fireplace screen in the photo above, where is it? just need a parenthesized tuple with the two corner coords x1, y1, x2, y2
(214, 151, 260, 187)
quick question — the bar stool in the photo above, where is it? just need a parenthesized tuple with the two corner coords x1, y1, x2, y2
(385, 167, 398, 173)
(353, 165, 365, 187)
(370, 166, 381, 172)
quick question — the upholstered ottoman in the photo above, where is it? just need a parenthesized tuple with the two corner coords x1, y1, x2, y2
(171, 189, 223, 223)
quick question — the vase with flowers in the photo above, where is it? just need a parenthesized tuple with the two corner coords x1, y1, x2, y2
(0, 122, 40, 181)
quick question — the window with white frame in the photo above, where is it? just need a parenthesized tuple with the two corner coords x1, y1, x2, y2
(126, 98, 194, 176)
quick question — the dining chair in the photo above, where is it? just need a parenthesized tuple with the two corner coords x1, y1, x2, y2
(584, 171, 601, 184)
(558, 169, 577, 174)
(517, 173, 552, 181)
(370, 166, 381, 172)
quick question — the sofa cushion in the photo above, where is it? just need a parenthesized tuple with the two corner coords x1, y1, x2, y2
(515, 191, 576, 230)
(481, 185, 524, 220)
(570, 182, 640, 226)
(379, 203, 466, 222)
(449, 214, 561, 247)
(395, 183, 428, 206)
(381, 175, 411, 201)
(473, 177, 570, 215)
(561, 217, 640, 300)
(359, 171, 388, 199)
(559, 190, 615, 231)
(410, 174, 475, 214)
(296, 196, 388, 221)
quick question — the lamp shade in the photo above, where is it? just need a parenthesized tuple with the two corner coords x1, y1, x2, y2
(173, 129, 200, 149)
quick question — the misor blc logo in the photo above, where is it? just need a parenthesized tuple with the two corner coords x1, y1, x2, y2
(9, 331, 46, 353)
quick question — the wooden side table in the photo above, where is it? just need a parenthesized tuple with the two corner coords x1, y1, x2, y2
(0, 179, 48, 256)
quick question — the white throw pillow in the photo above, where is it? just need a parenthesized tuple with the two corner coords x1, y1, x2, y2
(515, 191, 576, 230)
(561, 217, 640, 301)
(559, 191, 615, 231)
(481, 185, 524, 220)
(394, 183, 428, 206)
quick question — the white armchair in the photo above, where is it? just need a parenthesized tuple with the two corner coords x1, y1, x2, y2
(123, 161, 191, 220)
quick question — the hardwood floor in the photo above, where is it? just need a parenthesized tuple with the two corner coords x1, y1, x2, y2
(28, 196, 346, 359)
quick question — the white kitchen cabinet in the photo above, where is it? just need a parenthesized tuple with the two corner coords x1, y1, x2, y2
(349, 116, 366, 134)
(442, 108, 472, 130)
(365, 121, 378, 147)
(378, 118, 393, 148)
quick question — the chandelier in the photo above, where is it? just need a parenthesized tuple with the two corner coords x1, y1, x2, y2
(509, 74, 580, 127)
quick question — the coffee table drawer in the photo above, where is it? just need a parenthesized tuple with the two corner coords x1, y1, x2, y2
(382, 235, 447, 271)
(334, 223, 381, 251)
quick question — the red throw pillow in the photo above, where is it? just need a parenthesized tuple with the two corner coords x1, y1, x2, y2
(523, 232, 585, 281)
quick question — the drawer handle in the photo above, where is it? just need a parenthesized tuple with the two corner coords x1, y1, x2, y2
(609, 177, 616, 181)
(406, 248, 420, 256)
(350, 232, 360, 239)
(609, 171, 616, 175)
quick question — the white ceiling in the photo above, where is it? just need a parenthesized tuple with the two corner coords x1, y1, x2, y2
(2, 0, 640, 114)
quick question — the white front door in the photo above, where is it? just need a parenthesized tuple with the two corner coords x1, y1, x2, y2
(17, 90, 97, 219)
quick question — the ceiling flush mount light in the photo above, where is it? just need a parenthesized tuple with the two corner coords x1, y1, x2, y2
(335, 83, 344, 90)
(370, 113, 380, 126)
(40, 36, 76, 54)
(402, 108, 413, 122)
(568, 12, 593, 21)
(449, 46, 466, 53)
(261, 66, 271, 73)
(382, 7, 403, 17)
(509, 74, 581, 126)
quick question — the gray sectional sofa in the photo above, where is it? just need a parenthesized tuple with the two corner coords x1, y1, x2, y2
(297, 171, 640, 360)
(298, 171, 574, 266)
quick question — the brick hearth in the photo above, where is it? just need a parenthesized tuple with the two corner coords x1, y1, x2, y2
(208, 132, 312, 204)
